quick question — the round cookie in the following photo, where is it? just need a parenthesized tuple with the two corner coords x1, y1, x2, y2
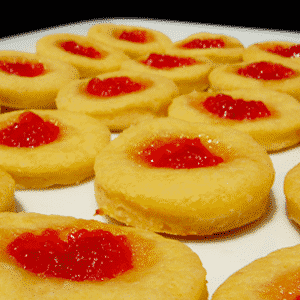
(0, 168, 15, 212)
(94, 117, 275, 236)
(55, 70, 179, 131)
(0, 50, 79, 109)
(168, 89, 300, 152)
(211, 244, 300, 300)
(36, 33, 129, 78)
(166, 32, 244, 64)
(243, 41, 300, 66)
(284, 163, 300, 226)
(208, 60, 300, 101)
(0, 110, 110, 189)
(0, 212, 208, 300)
(121, 53, 214, 95)
(87, 23, 173, 59)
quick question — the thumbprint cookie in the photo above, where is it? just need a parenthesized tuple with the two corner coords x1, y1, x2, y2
(55, 70, 179, 131)
(168, 89, 300, 152)
(87, 23, 173, 59)
(0, 110, 110, 189)
(208, 60, 300, 101)
(0, 212, 208, 300)
(94, 117, 275, 236)
(211, 244, 300, 300)
(121, 52, 214, 94)
(0, 168, 15, 212)
(0, 50, 79, 110)
(36, 33, 129, 78)
(166, 32, 244, 64)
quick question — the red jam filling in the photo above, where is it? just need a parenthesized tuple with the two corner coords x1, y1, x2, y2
(266, 44, 300, 58)
(136, 137, 223, 169)
(141, 53, 197, 69)
(60, 41, 102, 59)
(118, 30, 148, 43)
(181, 38, 225, 49)
(86, 76, 145, 97)
(202, 94, 271, 120)
(0, 61, 45, 77)
(0, 111, 59, 148)
(7, 228, 133, 281)
(237, 61, 296, 80)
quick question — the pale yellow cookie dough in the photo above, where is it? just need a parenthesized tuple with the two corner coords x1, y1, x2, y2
(0, 168, 15, 212)
(55, 70, 179, 131)
(36, 33, 129, 78)
(94, 117, 275, 236)
(0, 110, 110, 189)
(168, 89, 300, 152)
(0, 51, 79, 109)
(0, 212, 208, 300)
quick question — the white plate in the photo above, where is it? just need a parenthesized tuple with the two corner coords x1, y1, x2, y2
(2, 18, 300, 299)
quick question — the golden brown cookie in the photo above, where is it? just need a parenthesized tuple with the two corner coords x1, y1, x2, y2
(211, 244, 300, 300)
(55, 70, 179, 131)
(94, 117, 275, 236)
(36, 33, 129, 78)
(0, 110, 110, 189)
(87, 23, 173, 59)
(0, 50, 79, 109)
(0, 212, 208, 300)
(166, 32, 244, 64)
(121, 52, 214, 94)
(0, 168, 15, 212)
(168, 89, 300, 152)
(208, 60, 300, 101)
(243, 41, 300, 66)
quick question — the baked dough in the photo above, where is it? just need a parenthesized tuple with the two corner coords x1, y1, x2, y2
(87, 23, 173, 59)
(0, 110, 110, 189)
(55, 70, 179, 131)
(208, 60, 300, 101)
(211, 244, 300, 300)
(0, 50, 79, 109)
(36, 33, 129, 78)
(243, 41, 300, 66)
(0, 168, 15, 212)
(166, 32, 244, 64)
(121, 53, 214, 94)
(0, 212, 208, 300)
(94, 117, 275, 236)
(168, 89, 300, 152)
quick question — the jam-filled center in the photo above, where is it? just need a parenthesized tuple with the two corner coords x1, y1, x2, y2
(118, 29, 148, 43)
(60, 41, 102, 59)
(0, 111, 60, 148)
(7, 228, 133, 281)
(0, 60, 45, 77)
(134, 136, 224, 169)
(141, 53, 197, 69)
(202, 93, 271, 120)
(181, 38, 225, 49)
(266, 44, 300, 58)
(237, 61, 296, 80)
(85, 76, 146, 97)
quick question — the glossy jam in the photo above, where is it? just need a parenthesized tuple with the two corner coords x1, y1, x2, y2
(141, 53, 197, 69)
(60, 41, 102, 59)
(136, 137, 223, 169)
(202, 94, 271, 120)
(0, 61, 45, 77)
(181, 38, 225, 49)
(118, 30, 148, 43)
(7, 228, 133, 281)
(266, 44, 300, 58)
(0, 111, 59, 148)
(86, 76, 145, 97)
(237, 61, 296, 80)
